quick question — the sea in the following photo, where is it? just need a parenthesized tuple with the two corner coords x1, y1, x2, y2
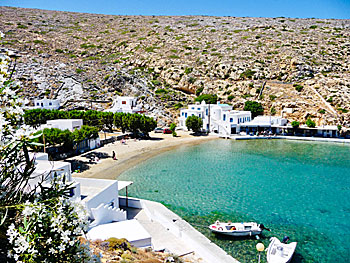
(118, 139, 350, 263)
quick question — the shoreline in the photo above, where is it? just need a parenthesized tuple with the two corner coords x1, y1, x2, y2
(70, 131, 218, 180)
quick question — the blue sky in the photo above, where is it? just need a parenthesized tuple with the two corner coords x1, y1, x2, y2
(2, 0, 350, 19)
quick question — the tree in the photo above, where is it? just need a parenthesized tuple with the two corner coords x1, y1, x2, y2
(243, 101, 264, 118)
(291, 121, 300, 129)
(100, 112, 114, 132)
(195, 94, 218, 104)
(139, 115, 157, 137)
(306, 118, 316, 128)
(170, 123, 177, 137)
(186, 115, 203, 133)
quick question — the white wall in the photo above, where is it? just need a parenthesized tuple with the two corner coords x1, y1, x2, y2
(46, 119, 83, 132)
(34, 98, 60, 110)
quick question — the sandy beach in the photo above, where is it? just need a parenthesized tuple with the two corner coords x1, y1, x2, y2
(70, 131, 218, 180)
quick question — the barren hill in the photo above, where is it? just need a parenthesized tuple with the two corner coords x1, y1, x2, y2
(1, 6, 349, 126)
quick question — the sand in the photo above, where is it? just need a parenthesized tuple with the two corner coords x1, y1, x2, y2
(70, 131, 218, 180)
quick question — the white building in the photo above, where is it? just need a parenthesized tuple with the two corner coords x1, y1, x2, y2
(33, 98, 60, 110)
(29, 152, 127, 223)
(46, 119, 83, 132)
(178, 101, 252, 136)
(28, 152, 152, 247)
(106, 96, 143, 114)
(239, 116, 288, 134)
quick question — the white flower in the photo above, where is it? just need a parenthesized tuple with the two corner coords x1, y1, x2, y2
(49, 248, 55, 254)
(46, 237, 52, 244)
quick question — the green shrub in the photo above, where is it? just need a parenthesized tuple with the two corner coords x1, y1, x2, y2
(227, 95, 235, 101)
(293, 84, 303, 92)
(106, 238, 131, 252)
(270, 106, 276, 115)
(318, 109, 326, 114)
(269, 95, 277, 101)
(240, 69, 256, 79)
(291, 121, 300, 129)
(196, 87, 204, 96)
(184, 67, 193, 74)
(195, 94, 218, 104)
(243, 101, 263, 118)
(174, 102, 183, 110)
(55, 49, 64, 53)
(306, 118, 316, 128)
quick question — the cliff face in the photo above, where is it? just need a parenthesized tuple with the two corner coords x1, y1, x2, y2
(1, 6, 349, 126)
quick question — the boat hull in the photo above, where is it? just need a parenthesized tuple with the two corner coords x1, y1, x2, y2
(209, 222, 263, 237)
(267, 237, 297, 263)
(210, 229, 262, 237)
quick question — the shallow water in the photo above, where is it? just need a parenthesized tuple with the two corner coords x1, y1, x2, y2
(119, 139, 350, 262)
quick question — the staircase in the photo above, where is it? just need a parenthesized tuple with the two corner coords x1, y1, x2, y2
(90, 203, 127, 228)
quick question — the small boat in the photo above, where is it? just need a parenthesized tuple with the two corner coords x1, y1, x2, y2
(209, 221, 270, 237)
(267, 236, 297, 263)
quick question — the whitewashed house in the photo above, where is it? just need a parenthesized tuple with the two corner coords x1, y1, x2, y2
(42, 119, 100, 150)
(239, 116, 288, 134)
(106, 96, 143, 114)
(28, 152, 152, 247)
(46, 119, 83, 131)
(33, 98, 60, 110)
(29, 152, 127, 222)
(178, 101, 251, 136)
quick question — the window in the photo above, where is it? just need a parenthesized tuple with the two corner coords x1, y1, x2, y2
(206, 109, 208, 116)
(185, 113, 187, 118)
(223, 114, 226, 121)
(230, 118, 233, 123)
(191, 107, 195, 110)
(238, 118, 240, 124)
(199, 114, 201, 118)
(197, 108, 200, 110)
(37, 103, 40, 106)
(41, 103, 43, 107)
(122, 101, 126, 104)
(182, 112, 184, 116)
(49, 102, 52, 106)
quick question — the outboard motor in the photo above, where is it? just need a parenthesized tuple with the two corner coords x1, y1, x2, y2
(282, 236, 290, 244)
(259, 224, 271, 231)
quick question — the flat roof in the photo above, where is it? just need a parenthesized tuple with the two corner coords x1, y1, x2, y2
(118, 181, 133, 191)
(87, 219, 152, 247)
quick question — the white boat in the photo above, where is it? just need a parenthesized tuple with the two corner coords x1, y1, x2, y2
(267, 237, 297, 263)
(208, 221, 269, 237)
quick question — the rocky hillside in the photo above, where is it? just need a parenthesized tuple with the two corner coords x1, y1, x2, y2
(1, 6, 349, 126)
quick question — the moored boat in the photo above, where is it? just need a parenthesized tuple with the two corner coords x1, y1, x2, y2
(267, 236, 297, 263)
(209, 220, 270, 237)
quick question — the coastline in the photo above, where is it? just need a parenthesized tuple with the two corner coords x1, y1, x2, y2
(70, 131, 218, 180)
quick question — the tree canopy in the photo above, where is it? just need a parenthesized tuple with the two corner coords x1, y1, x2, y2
(243, 101, 264, 118)
(23, 109, 157, 137)
(195, 94, 218, 104)
(185, 115, 203, 133)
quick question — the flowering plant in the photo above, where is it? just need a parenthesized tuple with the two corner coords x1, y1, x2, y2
(0, 32, 98, 262)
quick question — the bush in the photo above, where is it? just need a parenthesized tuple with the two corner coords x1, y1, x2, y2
(227, 95, 235, 101)
(270, 106, 276, 115)
(195, 94, 218, 104)
(291, 121, 300, 129)
(306, 118, 316, 128)
(243, 101, 264, 118)
(195, 87, 204, 96)
(294, 84, 303, 92)
(240, 69, 256, 80)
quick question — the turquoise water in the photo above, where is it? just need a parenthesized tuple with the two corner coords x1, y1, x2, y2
(119, 140, 350, 262)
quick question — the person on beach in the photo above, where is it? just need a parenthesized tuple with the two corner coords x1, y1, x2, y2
(112, 151, 117, 160)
